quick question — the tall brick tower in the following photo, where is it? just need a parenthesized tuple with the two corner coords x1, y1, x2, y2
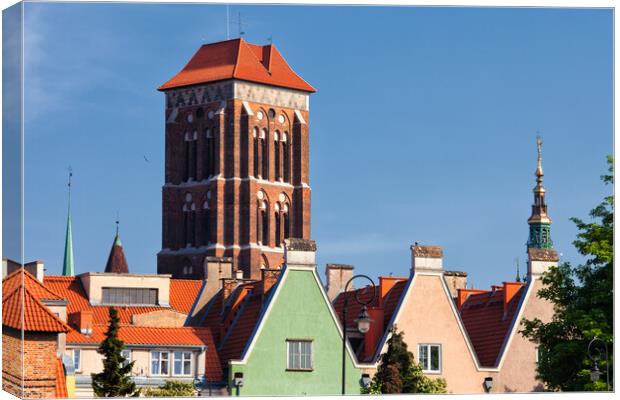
(157, 39, 315, 279)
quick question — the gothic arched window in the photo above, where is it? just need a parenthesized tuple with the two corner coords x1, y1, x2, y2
(253, 127, 259, 178)
(274, 131, 281, 181)
(282, 132, 290, 183)
(205, 127, 215, 178)
(275, 203, 282, 247)
(183, 193, 196, 247)
(257, 200, 269, 246)
(261, 128, 269, 180)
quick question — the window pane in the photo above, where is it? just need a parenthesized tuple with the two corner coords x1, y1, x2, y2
(184, 359, 191, 375)
(73, 349, 80, 370)
(431, 345, 440, 371)
(419, 345, 428, 370)
(162, 359, 168, 375)
(151, 352, 160, 375)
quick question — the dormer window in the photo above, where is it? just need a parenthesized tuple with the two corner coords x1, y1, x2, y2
(102, 287, 158, 306)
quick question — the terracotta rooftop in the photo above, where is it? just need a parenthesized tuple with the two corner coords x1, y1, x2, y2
(55, 357, 68, 398)
(158, 38, 315, 92)
(199, 279, 277, 368)
(333, 278, 408, 362)
(3, 268, 64, 301)
(43, 275, 202, 325)
(459, 284, 527, 367)
(3, 285, 70, 333)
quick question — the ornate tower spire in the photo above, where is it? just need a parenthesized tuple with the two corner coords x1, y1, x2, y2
(62, 168, 75, 276)
(527, 136, 553, 249)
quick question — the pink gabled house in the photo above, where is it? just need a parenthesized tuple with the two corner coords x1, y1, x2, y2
(330, 139, 558, 393)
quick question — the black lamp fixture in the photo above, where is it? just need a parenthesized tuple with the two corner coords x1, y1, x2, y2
(233, 372, 244, 388)
(341, 274, 377, 395)
(483, 377, 493, 393)
(587, 337, 609, 390)
(361, 373, 372, 389)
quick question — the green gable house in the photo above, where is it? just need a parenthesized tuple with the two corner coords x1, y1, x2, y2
(192, 239, 369, 395)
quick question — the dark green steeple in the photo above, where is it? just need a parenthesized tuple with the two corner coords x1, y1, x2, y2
(527, 136, 553, 250)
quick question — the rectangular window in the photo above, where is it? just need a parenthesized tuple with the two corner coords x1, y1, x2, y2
(121, 349, 132, 368)
(287, 340, 313, 371)
(173, 351, 193, 376)
(418, 344, 441, 373)
(151, 351, 170, 376)
(102, 287, 158, 306)
(73, 349, 81, 372)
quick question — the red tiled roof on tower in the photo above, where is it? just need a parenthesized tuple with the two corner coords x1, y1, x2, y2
(459, 282, 527, 367)
(159, 38, 316, 92)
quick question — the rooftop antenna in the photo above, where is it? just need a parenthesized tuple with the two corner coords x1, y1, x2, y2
(267, 35, 273, 44)
(515, 258, 521, 282)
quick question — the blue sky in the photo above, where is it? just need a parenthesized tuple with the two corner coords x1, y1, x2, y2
(17, 4, 612, 289)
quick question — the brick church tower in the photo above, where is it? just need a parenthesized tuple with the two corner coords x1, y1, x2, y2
(157, 39, 315, 279)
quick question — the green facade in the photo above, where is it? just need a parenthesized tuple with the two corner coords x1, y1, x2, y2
(228, 267, 364, 396)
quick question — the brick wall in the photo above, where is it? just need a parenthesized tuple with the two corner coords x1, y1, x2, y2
(2, 327, 59, 398)
(158, 90, 312, 280)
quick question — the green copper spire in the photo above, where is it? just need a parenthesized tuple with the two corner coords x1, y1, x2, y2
(527, 136, 553, 250)
(62, 169, 75, 276)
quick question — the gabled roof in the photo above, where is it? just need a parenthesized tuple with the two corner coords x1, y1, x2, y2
(333, 279, 408, 362)
(200, 281, 270, 368)
(43, 275, 202, 325)
(3, 285, 70, 332)
(158, 38, 316, 92)
(3, 268, 64, 301)
(459, 284, 527, 367)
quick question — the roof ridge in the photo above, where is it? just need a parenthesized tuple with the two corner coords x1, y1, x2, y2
(4, 268, 64, 300)
(231, 38, 244, 79)
(24, 288, 71, 331)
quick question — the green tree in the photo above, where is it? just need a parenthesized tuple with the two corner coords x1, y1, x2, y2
(140, 380, 196, 397)
(91, 307, 137, 397)
(521, 156, 613, 391)
(365, 327, 447, 394)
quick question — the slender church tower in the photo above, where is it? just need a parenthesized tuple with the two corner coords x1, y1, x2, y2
(62, 170, 75, 276)
(157, 39, 315, 279)
(526, 136, 559, 278)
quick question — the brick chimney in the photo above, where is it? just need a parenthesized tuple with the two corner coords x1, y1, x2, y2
(221, 278, 240, 310)
(325, 264, 354, 302)
(411, 244, 443, 274)
(69, 310, 93, 335)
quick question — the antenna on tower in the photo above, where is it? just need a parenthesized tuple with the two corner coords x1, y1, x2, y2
(515, 258, 521, 282)
(267, 35, 273, 44)
(115, 211, 120, 236)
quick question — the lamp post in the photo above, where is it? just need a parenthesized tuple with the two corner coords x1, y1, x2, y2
(341, 274, 376, 395)
(587, 337, 610, 391)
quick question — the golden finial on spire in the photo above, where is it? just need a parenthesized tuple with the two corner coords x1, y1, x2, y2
(535, 135, 543, 180)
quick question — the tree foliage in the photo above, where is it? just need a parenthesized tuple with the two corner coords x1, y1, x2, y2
(140, 380, 197, 397)
(521, 156, 613, 391)
(91, 307, 137, 397)
(365, 327, 447, 394)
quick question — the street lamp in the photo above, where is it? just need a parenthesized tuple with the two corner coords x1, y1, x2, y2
(341, 274, 376, 395)
(587, 337, 610, 391)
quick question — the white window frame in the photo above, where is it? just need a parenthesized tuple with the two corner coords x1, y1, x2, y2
(286, 340, 313, 371)
(121, 349, 132, 368)
(418, 343, 442, 373)
(150, 351, 170, 376)
(172, 351, 193, 376)
(73, 349, 81, 372)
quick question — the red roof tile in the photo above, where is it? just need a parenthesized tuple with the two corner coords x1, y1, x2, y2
(159, 38, 315, 92)
(333, 279, 408, 361)
(55, 357, 68, 398)
(3, 285, 70, 332)
(43, 275, 202, 325)
(3, 268, 64, 301)
(459, 285, 526, 367)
